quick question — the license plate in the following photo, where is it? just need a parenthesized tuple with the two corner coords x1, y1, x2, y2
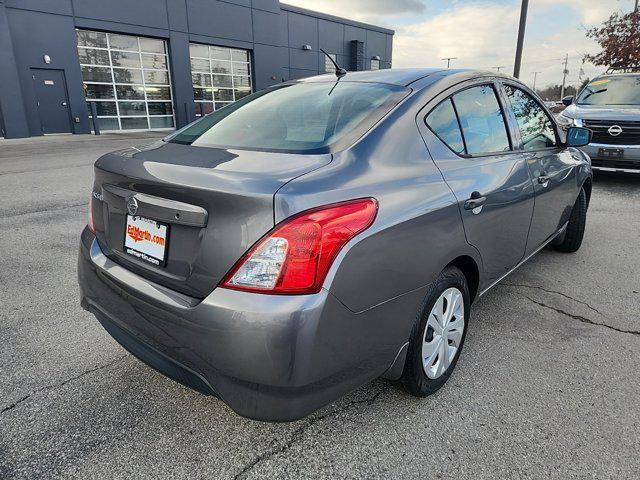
(124, 215, 169, 266)
(598, 148, 624, 159)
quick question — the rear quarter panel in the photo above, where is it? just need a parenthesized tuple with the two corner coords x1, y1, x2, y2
(275, 90, 482, 314)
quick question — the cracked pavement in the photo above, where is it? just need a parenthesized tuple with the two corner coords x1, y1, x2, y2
(1, 134, 639, 479)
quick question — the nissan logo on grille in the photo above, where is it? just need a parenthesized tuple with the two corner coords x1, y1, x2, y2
(127, 196, 139, 216)
(608, 125, 623, 137)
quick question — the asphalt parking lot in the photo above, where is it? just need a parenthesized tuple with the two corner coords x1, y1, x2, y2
(1, 133, 639, 479)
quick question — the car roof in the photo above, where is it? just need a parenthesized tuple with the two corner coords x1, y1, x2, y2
(298, 68, 510, 87)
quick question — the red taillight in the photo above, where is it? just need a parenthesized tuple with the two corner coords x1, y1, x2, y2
(88, 195, 96, 233)
(221, 198, 378, 295)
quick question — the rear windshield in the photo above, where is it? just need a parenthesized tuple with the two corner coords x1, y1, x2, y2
(168, 81, 409, 153)
(576, 76, 640, 106)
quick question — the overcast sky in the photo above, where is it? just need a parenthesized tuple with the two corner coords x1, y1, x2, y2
(285, 0, 636, 90)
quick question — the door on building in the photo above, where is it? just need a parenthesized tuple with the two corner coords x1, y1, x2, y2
(31, 69, 73, 134)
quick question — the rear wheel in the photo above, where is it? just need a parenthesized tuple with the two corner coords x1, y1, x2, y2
(554, 188, 587, 253)
(400, 266, 470, 397)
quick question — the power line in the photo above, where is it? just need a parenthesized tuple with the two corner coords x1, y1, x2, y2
(479, 55, 583, 71)
(521, 55, 580, 65)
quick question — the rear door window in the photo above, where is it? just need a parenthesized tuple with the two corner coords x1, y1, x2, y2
(425, 84, 511, 156)
(504, 85, 558, 150)
(451, 85, 511, 155)
(425, 99, 465, 155)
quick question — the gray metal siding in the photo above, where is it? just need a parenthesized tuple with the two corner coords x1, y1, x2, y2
(365, 30, 387, 69)
(0, 0, 393, 138)
(252, 9, 282, 46)
(5, 0, 73, 16)
(0, 2, 29, 138)
(73, 0, 170, 30)
(187, 0, 253, 41)
(318, 19, 344, 56)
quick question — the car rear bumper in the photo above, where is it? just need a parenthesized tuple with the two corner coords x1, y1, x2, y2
(581, 143, 640, 173)
(78, 227, 415, 421)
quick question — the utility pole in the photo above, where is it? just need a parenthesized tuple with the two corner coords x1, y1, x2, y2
(442, 57, 457, 69)
(513, 0, 529, 78)
(636, 0, 638, 12)
(560, 53, 569, 99)
(532, 71, 541, 91)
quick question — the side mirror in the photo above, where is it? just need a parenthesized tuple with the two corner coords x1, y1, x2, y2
(566, 127, 592, 147)
(562, 95, 574, 106)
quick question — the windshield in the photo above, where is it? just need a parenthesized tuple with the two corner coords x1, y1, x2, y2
(169, 81, 409, 153)
(576, 75, 640, 106)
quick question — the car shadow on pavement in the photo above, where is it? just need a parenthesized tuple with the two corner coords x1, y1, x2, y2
(593, 170, 640, 188)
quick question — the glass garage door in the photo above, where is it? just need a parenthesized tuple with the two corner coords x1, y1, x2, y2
(189, 43, 252, 117)
(76, 29, 175, 131)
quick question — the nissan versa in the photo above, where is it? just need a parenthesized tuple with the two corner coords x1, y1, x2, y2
(78, 68, 593, 421)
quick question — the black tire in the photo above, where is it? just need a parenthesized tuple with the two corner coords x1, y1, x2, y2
(400, 266, 470, 397)
(554, 188, 587, 253)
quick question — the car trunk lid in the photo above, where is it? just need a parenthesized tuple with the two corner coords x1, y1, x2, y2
(90, 141, 331, 298)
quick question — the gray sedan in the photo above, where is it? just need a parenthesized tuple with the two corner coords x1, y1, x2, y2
(78, 68, 593, 421)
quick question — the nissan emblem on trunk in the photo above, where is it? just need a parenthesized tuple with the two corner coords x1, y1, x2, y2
(127, 197, 139, 216)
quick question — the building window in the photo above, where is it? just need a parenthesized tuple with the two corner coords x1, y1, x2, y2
(76, 29, 175, 132)
(189, 43, 252, 117)
(370, 59, 380, 71)
(324, 53, 337, 73)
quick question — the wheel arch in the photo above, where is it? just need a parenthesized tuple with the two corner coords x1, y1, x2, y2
(447, 255, 480, 303)
(582, 177, 592, 207)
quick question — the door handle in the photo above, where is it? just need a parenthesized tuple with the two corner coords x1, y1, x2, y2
(464, 191, 487, 210)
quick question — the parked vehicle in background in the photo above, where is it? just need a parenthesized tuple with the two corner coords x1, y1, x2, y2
(546, 101, 566, 115)
(544, 100, 561, 110)
(78, 69, 593, 421)
(559, 73, 640, 173)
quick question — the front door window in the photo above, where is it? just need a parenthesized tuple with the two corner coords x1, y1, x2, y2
(505, 85, 557, 150)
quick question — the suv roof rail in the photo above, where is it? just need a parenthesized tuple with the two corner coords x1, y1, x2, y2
(605, 66, 640, 74)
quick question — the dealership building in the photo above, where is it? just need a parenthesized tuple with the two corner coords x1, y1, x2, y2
(0, 0, 393, 139)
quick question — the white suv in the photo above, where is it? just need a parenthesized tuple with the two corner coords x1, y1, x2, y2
(559, 73, 640, 173)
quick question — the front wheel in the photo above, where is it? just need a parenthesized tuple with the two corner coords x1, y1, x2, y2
(554, 188, 587, 253)
(400, 266, 470, 397)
